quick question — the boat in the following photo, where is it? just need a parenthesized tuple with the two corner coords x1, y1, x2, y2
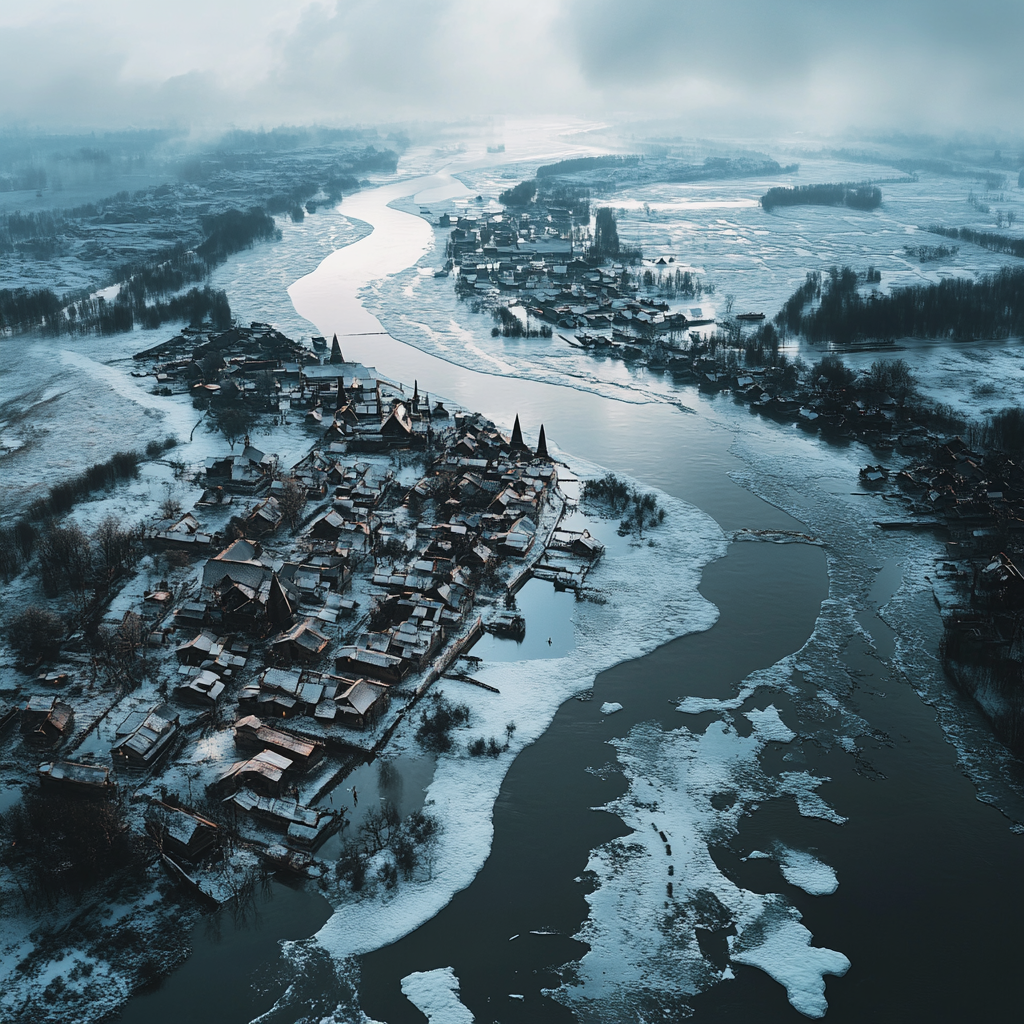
(311, 335, 327, 350)
(736, 312, 766, 322)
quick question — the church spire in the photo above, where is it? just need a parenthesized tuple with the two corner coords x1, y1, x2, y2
(510, 413, 526, 451)
(329, 333, 344, 364)
(535, 424, 549, 460)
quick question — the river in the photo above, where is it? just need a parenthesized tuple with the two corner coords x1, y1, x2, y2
(116, 141, 1024, 1023)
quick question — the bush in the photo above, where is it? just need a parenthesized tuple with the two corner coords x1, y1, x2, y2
(582, 473, 631, 510)
(415, 695, 470, 753)
(468, 736, 504, 757)
(5, 605, 64, 661)
(584, 473, 666, 538)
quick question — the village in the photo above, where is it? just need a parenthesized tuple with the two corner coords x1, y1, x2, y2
(0, 320, 608, 906)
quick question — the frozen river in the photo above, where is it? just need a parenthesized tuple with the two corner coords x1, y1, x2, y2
(90, 132, 1024, 1022)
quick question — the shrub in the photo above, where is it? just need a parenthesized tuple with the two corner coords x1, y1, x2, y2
(415, 695, 470, 754)
(5, 605, 64, 661)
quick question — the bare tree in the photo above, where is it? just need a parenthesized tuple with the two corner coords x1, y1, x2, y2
(37, 523, 91, 599)
(160, 483, 182, 520)
(276, 478, 307, 531)
(106, 611, 149, 687)
(94, 516, 141, 585)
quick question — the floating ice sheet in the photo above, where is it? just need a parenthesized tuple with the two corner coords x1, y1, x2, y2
(553, 703, 848, 1021)
(400, 967, 474, 1023)
(776, 845, 839, 896)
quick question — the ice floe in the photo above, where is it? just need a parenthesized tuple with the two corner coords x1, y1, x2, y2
(553, 702, 849, 1020)
(400, 967, 474, 1023)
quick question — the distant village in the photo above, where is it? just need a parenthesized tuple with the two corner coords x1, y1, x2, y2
(2, 321, 605, 899)
(435, 188, 1024, 758)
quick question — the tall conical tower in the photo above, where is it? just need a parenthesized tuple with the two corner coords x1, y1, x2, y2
(329, 333, 344, 364)
(510, 414, 527, 452)
(535, 424, 549, 461)
(412, 380, 420, 412)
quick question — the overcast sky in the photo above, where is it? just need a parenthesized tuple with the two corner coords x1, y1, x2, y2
(1, 0, 1022, 139)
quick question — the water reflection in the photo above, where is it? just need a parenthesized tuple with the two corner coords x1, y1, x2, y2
(316, 752, 435, 862)
(473, 578, 577, 662)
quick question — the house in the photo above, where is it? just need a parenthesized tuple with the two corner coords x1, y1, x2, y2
(233, 715, 324, 769)
(381, 401, 418, 444)
(153, 803, 220, 861)
(175, 630, 224, 666)
(152, 512, 213, 548)
(245, 496, 284, 537)
(210, 749, 295, 797)
(174, 669, 226, 706)
(335, 646, 408, 684)
(270, 619, 331, 664)
(205, 444, 278, 494)
(335, 678, 390, 729)
(21, 696, 74, 747)
(203, 538, 270, 591)
(111, 704, 180, 768)
(38, 759, 117, 798)
(307, 510, 348, 542)
(500, 516, 537, 557)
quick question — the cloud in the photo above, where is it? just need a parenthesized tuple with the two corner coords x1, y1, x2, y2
(0, 0, 1022, 136)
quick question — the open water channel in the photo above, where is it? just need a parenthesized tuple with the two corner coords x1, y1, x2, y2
(114, 136, 1024, 1023)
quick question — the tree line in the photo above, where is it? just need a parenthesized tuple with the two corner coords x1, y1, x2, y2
(0, 205, 276, 334)
(536, 155, 640, 178)
(927, 225, 1024, 259)
(760, 183, 882, 212)
(787, 264, 1024, 344)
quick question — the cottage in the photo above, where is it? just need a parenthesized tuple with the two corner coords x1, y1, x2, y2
(21, 696, 74, 747)
(112, 704, 179, 768)
(152, 512, 213, 548)
(245, 495, 284, 536)
(335, 678, 390, 729)
(175, 630, 224, 666)
(211, 749, 295, 797)
(38, 759, 117, 798)
(154, 803, 220, 861)
(233, 715, 324, 769)
(203, 538, 270, 591)
(175, 669, 226, 706)
(270, 619, 331, 664)
(335, 645, 408, 684)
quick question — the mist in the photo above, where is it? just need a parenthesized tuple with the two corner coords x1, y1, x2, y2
(2, 0, 1023, 139)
